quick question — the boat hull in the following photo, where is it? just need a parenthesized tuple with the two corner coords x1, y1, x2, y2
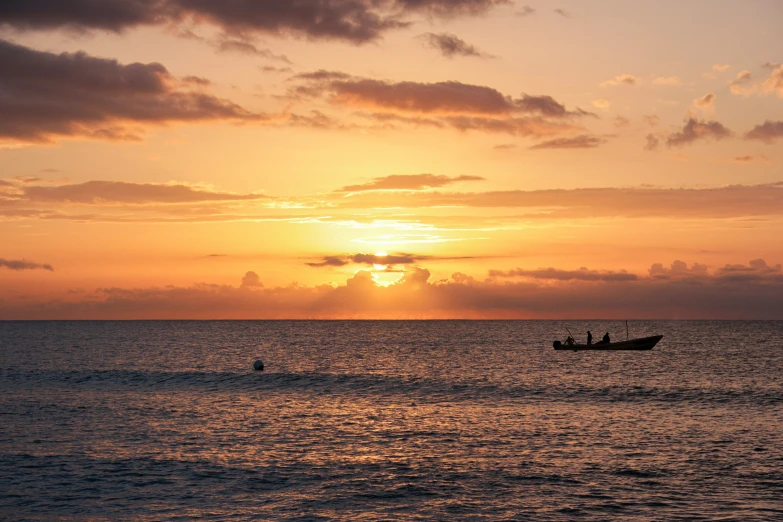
(553, 335, 663, 351)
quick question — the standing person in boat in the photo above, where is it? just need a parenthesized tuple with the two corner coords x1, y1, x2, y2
(602, 332, 610, 344)
(587, 331, 593, 344)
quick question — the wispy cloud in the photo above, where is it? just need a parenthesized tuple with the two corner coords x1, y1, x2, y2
(529, 135, 605, 149)
(418, 32, 493, 58)
(337, 174, 484, 192)
(601, 74, 639, 87)
(0, 258, 54, 271)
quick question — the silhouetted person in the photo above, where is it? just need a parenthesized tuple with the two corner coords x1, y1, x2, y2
(602, 332, 610, 344)
(587, 331, 592, 344)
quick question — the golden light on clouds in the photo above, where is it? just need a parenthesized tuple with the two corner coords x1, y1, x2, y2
(1, 2, 783, 318)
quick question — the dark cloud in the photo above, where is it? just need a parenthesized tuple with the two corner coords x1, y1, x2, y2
(493, 143, 517, 150)
(489, 267, 637, 282)
(745, 120, 783, 143)
(0, 258, 54, 271)
(307, 252, 423, 268)
(289, 72, 589, 137)
(0, 0, 508, 44)
(553, 8, 570, 17)
(306, 252, 477, 268)
(0, 0, 165, 32)
(529, 135, 605, 149)
(418, 32, 491, 58)
(0, 39, 261, 143)
(337, 174, 484, 192)
(665, 118, 732, 147)
(306, 256, 350, 267)
(21, 181, 268, 204)
(294, 74, 587, 118)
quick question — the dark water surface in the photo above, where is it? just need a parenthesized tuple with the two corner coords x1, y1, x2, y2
(1, 321, 782, 520)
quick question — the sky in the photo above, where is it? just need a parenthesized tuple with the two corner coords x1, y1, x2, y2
(1, 0, 783, 319)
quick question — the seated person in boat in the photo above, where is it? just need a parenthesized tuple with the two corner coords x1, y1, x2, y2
(565, 336, 575, 346)
(599, 332, 610, 344)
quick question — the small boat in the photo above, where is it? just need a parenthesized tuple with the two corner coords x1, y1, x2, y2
(553, 335, 663, 351)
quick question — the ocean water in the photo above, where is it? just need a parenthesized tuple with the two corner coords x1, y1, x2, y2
(1, 320, 782, 521)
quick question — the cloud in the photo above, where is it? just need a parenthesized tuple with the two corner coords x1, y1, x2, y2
(729, 69, 753, 95)
(289, 72, 590, 137)
(418, 32, 491, 58)
(644, 133, 660, 151)
(759, 64, 783, 97)
(644, 115, 661, 127)
(240, 271, 263, 288)
(613, 116, 630, 128)
(745, 120, 783, 143)
(553, 8, 570, 18)
(712, 64, 731, 72)
(529, 135, 605, 149)
(337, 174, 484, 192)
(649, 260, 708, 279)
(493, 143, 517, 150)
(601, 74, 639, 87)
(0, 39, 261, 144)
(592, 99, 610, 109)
(6, 260, 783, 319)
(0, 258, 54, 271)
(293, 73, 588, 118)
(325, 182, 783, 219)
(307, 252, 429, 268)
(516, 5, 535, 16)
(260, 65, 293, 74)
(693, 92, 716, 109)
(727, 65, 783, 98)
(715, 258, 783, 282)
(489, 267, 637, 282)
(0, 0, 509, 44)
(214, 38, 291, 63)
(665, 117, 731, 147)
(21, 181, 268, 204)
(729, 154, 769, 164)
(653, 76, 681, 86)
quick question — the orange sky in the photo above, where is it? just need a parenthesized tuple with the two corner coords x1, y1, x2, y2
(2, 0, 783, 319)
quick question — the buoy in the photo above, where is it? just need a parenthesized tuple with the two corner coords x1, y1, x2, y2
(253, 359, 264, 371)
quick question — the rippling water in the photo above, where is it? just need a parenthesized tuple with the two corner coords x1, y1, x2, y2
(1, 320, 782, 520)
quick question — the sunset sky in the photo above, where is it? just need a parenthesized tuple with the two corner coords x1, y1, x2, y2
(2, 0, 783, 319)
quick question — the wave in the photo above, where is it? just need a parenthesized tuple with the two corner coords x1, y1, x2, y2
(1, 368, 781, 406)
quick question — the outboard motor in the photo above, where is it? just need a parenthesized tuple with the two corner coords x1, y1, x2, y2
(553, 340, 562, 349)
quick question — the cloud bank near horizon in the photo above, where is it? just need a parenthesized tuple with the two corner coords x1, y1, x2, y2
(3, 260, 782, 320)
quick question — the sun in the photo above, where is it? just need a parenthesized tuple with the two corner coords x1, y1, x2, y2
(373, 251, 388, 270)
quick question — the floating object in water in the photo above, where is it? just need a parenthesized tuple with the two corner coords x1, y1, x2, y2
(253, 359, 265, 371)
(553, 335, 663, 351)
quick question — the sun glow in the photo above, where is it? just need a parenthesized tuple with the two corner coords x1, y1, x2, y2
(373, 251, 388, 270)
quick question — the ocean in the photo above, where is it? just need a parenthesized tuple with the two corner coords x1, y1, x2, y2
(1, 320, 781, 520)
